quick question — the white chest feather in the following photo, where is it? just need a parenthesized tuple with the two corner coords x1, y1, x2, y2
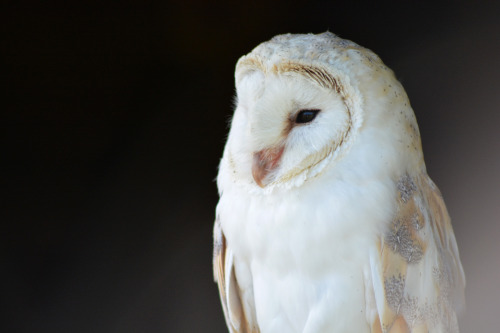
(217, 172, 394, 332)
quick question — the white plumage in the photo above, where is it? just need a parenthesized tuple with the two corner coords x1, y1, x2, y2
(213, 32, 465, 333)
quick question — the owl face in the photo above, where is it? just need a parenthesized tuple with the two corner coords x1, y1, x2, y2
(229, 71, 351, 188)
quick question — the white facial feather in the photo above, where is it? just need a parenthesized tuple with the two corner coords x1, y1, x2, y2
(214, 32, 464, 333)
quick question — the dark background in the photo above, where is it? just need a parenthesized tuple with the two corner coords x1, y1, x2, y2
(3, 1, 500, 332)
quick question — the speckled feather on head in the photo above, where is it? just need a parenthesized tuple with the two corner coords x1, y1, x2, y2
(214, 32, 465, 333)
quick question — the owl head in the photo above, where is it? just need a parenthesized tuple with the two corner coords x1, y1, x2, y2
(219, 32, 424, 193)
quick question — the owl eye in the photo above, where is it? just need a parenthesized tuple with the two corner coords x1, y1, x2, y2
(295, 109, 320, 124)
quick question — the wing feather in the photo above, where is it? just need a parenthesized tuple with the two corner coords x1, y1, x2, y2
(213, 217, 259, 333)
(369, 173, 465, 332)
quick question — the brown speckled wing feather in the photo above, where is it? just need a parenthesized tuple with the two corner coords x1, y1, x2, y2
(370, 174, 465, 333)
(213, 217, 259, 333)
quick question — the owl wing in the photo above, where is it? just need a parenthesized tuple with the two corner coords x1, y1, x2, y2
(213, 217, 259, 333)
(368, 173, 465, 333)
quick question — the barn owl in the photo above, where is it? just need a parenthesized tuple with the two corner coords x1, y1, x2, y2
(213, 32, 465, 333)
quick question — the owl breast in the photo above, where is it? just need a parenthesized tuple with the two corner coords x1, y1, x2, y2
(217, 166, 395, 332)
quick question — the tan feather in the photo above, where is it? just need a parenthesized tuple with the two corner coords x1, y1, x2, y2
(388, 316, 410, 333)
(371, 174, 465, 332)
(213, 217, 260, 333)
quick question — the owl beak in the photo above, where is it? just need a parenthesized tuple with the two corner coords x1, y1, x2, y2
(252, 145, 284, 188)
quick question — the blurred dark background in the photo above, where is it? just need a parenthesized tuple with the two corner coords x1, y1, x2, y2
(3, 1, 499, 332)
